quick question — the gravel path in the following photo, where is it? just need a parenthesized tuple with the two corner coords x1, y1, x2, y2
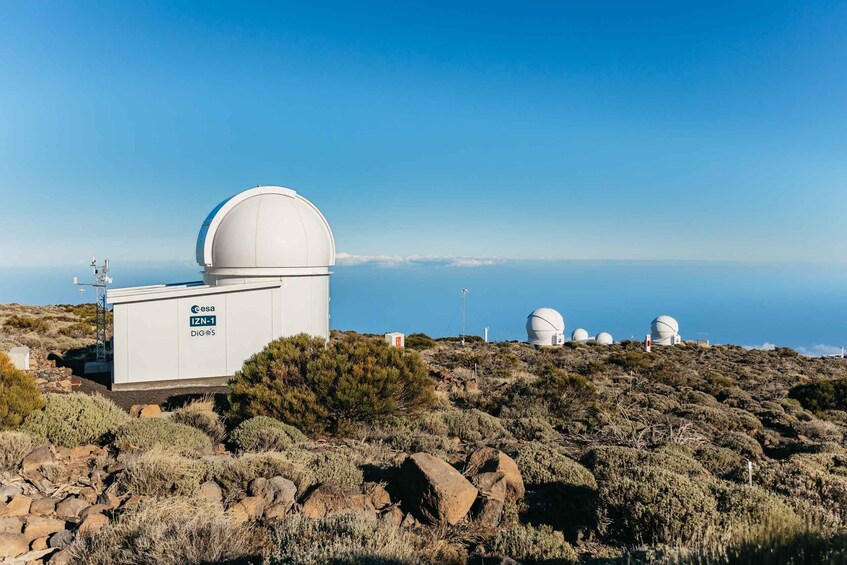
(76, 373, 229, 411)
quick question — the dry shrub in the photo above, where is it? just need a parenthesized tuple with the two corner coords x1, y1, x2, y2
(117, 447, 204, 496)
(506, 417, 561, 442)
(428, 409, 509, 443)
(229, 415, 306, 452)
(171, 398, 226, 444)
(0, 351, 43, 430)
(716, 484, 804, 544)
(582, 445, 709, 482)
(65, 497, 268, 564)
(286, 448, 364, 492)
(22, 393, 129, 447)
(515, 443, 595, 488)
(490, 523, 577, 564)
(0, 431, 34, 471)
(757, 454, 847, 521)
(204, 452, 306, 504)
(113, 418, 213, 457)
(267, 513, 453, 564)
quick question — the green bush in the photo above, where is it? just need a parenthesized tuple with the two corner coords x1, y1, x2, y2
(227, 333, 435, 435)
(3, 315, 49, 333)
(172, 407, 226, 444)
(491, 523, 577, 564)
(790, 378, 847, 412)
(286, 449, 364, 491)
(267, 513, 449, 564)
(58, 322, 95, 338)
(597, 466, 719, 545)
(405, 333, 436, 350)
(117, 448, 205, 496)
(22, 393, 128, 447)
(113, 418, 213, 456)
(534, 366, 597, 417)
(434, 409, 509, 443)
(229, 415, 306, 452)
(582, 445, 709, 482)
(716, 484, 804, 543)
(516, 443, 596, 488)
(0, 352, 43, 430)
(0, 431, 34, 471)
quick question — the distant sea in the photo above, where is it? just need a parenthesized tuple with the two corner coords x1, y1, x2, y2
(3, 260, 847, 356)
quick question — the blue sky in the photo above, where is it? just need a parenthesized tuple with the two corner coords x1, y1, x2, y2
(1, 1, 846, 266)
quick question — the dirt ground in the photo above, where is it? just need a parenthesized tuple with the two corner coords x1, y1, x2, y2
(76, 372, 229, 411)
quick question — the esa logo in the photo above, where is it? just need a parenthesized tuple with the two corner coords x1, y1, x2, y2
(191, 305, 216, 314)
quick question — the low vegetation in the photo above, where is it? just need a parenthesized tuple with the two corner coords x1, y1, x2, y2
(0, 351, 43, 429)
(4, 322, 847, 563)
(227, 332, 436, 434)
(21, 392, 129, 447)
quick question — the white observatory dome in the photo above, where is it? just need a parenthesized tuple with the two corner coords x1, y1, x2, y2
(526, 308, 565, 347)
(651, 315, 681, 346)
(571, 328, 589, 342)
(196, 186, 335, 282)
(596, 332, 613, 345)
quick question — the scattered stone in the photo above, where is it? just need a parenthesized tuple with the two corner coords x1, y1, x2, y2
(0, 517, 22, 534)
(248, 476, 296, 513)
(24, 517, 65, 540)
(381, 506, 404, 528)
(365, 482, 392, 509)
(400, 512, 416, 528)
(78, 513, 109, 535)
(470, 472, 508, 527)
(120, 495, 141, 511)
(77, 487, 98, 504)
(129, 404, 161, 418)
(22, 447, 53, 474)
(199, 481, 223, 505)
(30, 536, 49, 550)
(0, 485, 24, 501)
(228, 497, 265, 523)
(0, 495, 32, 517)
(29, 498, 56, 516)
(301, 484, 375, 518)
(50, 548, 72, 565)
(0, 533, 29, 558)
(465, 448, 525, 500)
(98, 491, 122, 510)
(79, 504, 110, 521)
(55, 496, 89, 520)
(400, 453, 478, 525)
(48, 529, 73, 549)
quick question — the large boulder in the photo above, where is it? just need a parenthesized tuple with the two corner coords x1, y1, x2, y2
(470, 472, 508, 527)
(0, 533, 29, 558)
(23, 516, 65, 540)
(22, 446, 53, 474)
(465, 448, 525, 500)
(248, 476, 297, 518)
(301, 484, 375, 518)
(400, 453, 478, 525)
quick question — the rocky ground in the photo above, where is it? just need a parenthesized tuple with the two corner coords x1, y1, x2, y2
(3, 312, 847, 563)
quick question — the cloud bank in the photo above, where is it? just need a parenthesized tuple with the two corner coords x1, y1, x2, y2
(335, 252, 507, 268)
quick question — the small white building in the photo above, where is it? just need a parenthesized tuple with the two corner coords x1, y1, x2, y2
(107, 186, 335, 390)
(385, 332, 405, 348)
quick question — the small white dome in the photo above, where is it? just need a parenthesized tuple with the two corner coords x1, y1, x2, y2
(596, 332, 613, 345)
(196, 186, 335, 276)
(651, 315, 679, 338)
(526, 308, 565, 346)
(571, 328, 589, 342)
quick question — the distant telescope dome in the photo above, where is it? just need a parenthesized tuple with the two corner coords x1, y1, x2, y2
(196, 186, 335, 278)
(571, 328, 589, 342)
(596, 332, 613, 345)
(651, 315, 681, 345)
(526, 308, 565, 347)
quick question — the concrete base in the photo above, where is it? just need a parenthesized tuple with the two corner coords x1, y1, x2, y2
(83, 361, 112, 375)
(111, 375, 230, 391)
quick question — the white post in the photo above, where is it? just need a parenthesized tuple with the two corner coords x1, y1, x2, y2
(461, 288, 468, 345)
(484, 327, 489, 343)
(747, 460, 753, 487)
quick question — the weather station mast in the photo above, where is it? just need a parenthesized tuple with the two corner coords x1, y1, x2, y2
(74, 257, 112, 374)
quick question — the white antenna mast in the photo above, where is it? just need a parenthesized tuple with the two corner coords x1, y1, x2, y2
(73, 257, 112, 363)
(461, 288, 469, 346)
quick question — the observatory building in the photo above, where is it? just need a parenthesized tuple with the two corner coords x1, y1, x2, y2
(571, 328, 589, 343)
(651, 315, 681, 346)
(596, 332, 614, 345)
(107, 186, 335, 390)
(526, 308, 565, 346)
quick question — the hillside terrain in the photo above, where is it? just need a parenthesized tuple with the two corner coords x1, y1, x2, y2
(1, 308, 847, 563)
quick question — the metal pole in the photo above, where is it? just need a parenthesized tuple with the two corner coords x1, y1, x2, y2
(461, 288, 468, 345)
